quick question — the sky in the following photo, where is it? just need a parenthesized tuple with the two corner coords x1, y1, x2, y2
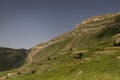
(0, 0, 120, 49)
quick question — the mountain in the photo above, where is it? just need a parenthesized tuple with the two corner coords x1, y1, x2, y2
(0, 47, 28, 71)
(0, 12, 120, 80)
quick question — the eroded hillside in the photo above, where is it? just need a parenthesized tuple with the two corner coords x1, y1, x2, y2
(0, 12, 120, 80)
(29, 12, 120, 61)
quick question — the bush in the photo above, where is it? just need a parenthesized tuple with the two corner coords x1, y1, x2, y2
(47, 57, 50, 60)
(17, 71, 21, 75)
(54, 57, 57, 60)
(70, 48, 72, 51)
(5, 76, 9, 79)
(32, 61, 35, 64)
(73, 53, 83, 61)
(39, 63, 42, 65)
(113, 41, 120, 46)
(31, 70, 36, 74)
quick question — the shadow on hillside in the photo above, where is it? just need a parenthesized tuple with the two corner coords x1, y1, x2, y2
(0, 48, 29, 72)
(96, 24, 120, 38)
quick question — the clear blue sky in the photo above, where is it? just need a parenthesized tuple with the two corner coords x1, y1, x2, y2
(0, 0, 120, 49)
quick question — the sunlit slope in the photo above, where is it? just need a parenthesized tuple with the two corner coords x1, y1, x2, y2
(1, 12, 120, 80)
(31, 12, 120, 62)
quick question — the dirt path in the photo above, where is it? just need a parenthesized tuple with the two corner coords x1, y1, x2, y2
(27, 49, 41, 64)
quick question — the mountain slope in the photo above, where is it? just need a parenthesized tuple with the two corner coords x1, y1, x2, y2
(1, 12, 120, 80)
(0, 47, 28, 71)
(30, 12, 120, 62)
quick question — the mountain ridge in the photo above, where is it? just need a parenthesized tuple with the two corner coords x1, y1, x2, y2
(0, 47, 28, 71)
(29, 12, 120, 57)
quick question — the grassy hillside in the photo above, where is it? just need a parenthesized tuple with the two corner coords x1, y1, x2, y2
(0, 47, 28, 71)
(0, 12, 120, 80)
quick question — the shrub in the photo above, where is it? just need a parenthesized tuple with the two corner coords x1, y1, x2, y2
(32, 61, 35, 64)
(47, 57, 50, 60)
(5, 76, 9, 79)
(70, 48, 72, 51)
(39, 63, 42, 65)
(31, 70, 36, 74)
(79, 53, 83, 61)
(73, 53, 83, 61)
(17, 71, 21, 75)
(54, 57, 57, 60)
(113, 41, 120, 46)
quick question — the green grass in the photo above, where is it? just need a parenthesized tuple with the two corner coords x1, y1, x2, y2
(33, 37, 73, 63)
(6, 50, 120, 80)
(1, 12, 120, 80)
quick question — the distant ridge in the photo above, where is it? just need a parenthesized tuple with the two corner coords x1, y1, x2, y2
(0, 47, 28, 71)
